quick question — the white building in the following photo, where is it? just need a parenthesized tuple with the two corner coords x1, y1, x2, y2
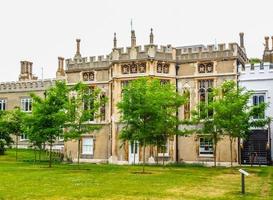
(239, 61, 273, 165)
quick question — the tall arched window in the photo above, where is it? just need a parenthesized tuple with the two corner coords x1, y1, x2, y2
(198, 80, 213, 118)
(183, 89, 190, 119)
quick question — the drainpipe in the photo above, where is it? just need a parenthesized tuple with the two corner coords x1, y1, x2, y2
(175, 64, 179, 163)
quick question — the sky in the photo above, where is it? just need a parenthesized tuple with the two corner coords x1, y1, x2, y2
(0, 0, 273, 81)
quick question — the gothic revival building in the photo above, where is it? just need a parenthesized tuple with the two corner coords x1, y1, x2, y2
(0, 29, 251, 165)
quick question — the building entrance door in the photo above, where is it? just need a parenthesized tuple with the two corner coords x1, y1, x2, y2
(129, 141, 139, 164)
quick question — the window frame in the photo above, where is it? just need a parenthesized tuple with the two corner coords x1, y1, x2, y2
(0, 99, 7, 111)
(82, 137, 94, 155)
(199, 137, 214, 157)
(21, 97, 32, 112)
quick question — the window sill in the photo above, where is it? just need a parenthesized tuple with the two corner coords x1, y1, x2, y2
(198, 154, 214, 157)
(157, 153, 170, 157)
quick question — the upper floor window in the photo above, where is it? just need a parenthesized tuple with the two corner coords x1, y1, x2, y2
(250, 64, 255, 71)
(198, 80, 213, 118)
(82, 72, 94, 81)
(100, 93, 106, 122)
(157, 62, 170, 74)
(83, 88, 94, 121)
(21, 98, 32, 112)
(0, 99, 6, 111)
(260, 62, 264, 70)
(121, 62, 146, 74)
(253, 94, 265, 119)
(183, 90, 190, 119)
(198, 62, 214, 73)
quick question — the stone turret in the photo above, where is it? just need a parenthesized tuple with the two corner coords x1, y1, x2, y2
(239, 32, 245, 51)
(19, 61, 38, 81)
(150, 28, 154, 45)
(131, 30, 136, 47)
(113, 32, 117, 49)
(74, 39, 81, 58)
(263, 36, 273, 62)
(56, 57, 65, 79)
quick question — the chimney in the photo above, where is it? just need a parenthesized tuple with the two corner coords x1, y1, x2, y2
(56, 57, 65, 78)
(271, 36, 273, 50)
(19, 61, 37, 81)
(75, 39, 81, 57)
(239, 32, 244, 48)
(265, 36, 269, 50)
(150, 28, 154, 45)
(131, 30, 136, 47)
(113, 32, 117, 49)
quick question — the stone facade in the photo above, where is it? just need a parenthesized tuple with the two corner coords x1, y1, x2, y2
(0, 29, 251, 165)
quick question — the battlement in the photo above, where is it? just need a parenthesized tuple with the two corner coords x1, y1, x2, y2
(66, 55, 111, 71)
(112, 44, 175, 61)
(0, 79, 58, 93)
(176, 43, 248, 64)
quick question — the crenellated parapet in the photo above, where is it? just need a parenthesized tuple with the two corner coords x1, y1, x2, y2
(176, 43, 248, 64)
(66, 55, 111, 72)
(111, 44, 175, 62)
(0, 79, 58, 93)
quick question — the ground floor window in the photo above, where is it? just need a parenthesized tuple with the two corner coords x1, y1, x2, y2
(82, 137, 94, 155)
(20, 134, 28, 141)
(199, 137, 213, 156)
(158, 139, 169, 156)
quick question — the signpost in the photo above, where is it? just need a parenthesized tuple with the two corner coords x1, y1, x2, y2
(238, 169, 250, 194)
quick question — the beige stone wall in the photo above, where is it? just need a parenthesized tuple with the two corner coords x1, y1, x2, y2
(66, 72, 81, 83)
(0, 91, 44, 110)
(64, 125, 110, 160)
(177, 63, 196, 76)
(96, 70, 109, 81)
(178, 135, 238, 163)
(216, 60, 236, 73)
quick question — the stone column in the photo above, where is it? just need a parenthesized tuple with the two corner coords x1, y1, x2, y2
(239, 32, 244, 48)
(265, 36, 269, 50)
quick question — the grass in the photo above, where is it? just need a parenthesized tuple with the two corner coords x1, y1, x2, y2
(0, 149, 272, 200)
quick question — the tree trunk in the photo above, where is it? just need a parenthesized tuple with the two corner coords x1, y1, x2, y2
(49, 141, 53, 168)
(77, 139, 81, 167)
(213, 135, 217, 167)
(142, 141, 146, 173)
(230, 137, 233, 167)
(39, 147, 41, 162)
(34, 147, 37, 163)
(15, 135, 18, 161)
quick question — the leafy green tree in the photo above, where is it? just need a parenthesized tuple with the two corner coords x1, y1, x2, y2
(3, 108, 26, 160)
(118, 78, 186, 171)
(30, 81, 68, 167)
(213, 81, 268, 166)
(193, 80, 268, 167)
(64, 82, 107, 166)
(23, 113, 47, 162)
(0, 111, 12, 155)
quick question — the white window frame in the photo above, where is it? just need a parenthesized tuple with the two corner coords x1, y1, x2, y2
(199, 137, 214, 157)
(0, 99, 7, 111)
(21, 97, 32, 112)
(252, 93, 265, 119)
(20, 133, 28, 141)
(82, 137, 94, 155)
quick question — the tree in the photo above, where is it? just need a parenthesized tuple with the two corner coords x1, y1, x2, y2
(0, 111, 12, 155)
(3, 108, 26, 160)
(213, 81, 268, 166)
(64, 82, 107, 166)
(30, 81, 68, 167)
(23, 113, 47, 162)
(193, 80, 268, 167)
(118, 78, 186, 171)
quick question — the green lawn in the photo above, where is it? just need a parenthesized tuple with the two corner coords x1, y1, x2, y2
(0, 149, 272, 200)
